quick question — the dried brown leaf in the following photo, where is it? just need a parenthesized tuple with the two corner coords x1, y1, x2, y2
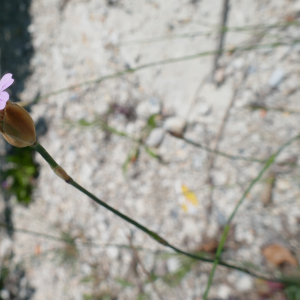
(262, 244, 298, 267)
(198, 240, 218, 254)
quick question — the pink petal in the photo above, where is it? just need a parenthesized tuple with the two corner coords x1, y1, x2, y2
(0, 100, 7, 110)
(0, 91, 9, 102)
(0, 73, 14, 92)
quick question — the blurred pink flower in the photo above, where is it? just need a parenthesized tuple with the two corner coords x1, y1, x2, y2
(0, 73, 14, 110)
(1, 181, 10, 189)
(267, 281, 284, 290)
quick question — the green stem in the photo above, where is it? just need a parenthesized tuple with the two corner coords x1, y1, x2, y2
(69, 179, 168, 246)
(31, 40, 300, 104)
(203, 133, 300, 299)
(248, 104, 300, 115)
(184, 137, 266, 163)
(120, 20, 300, 47)
(74, 117, 297, 166)
(32, 141, 298, 284)
(0, 222, 155, 252)
(34, 142, 59, 169)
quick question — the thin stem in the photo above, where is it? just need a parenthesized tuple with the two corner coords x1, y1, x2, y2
(248, 104, 300, 115)
(34, 142, 58, 168)
(119, 21, 300, 46)
(183, 137, 266, 163)
(69, 179, 168, 245)
(71, 117, 298, 166)
(32, 141, 299, 284)
(0, 220, 282, 279)
(0, 222, 144, 251)
(202, 133, 300, 299)
(31, 40, 300, 104)
(183, 136, 298, 167)
(128, 235, 165, 300)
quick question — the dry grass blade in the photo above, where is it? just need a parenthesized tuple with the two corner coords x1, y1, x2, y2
(203, 132, 300, 299)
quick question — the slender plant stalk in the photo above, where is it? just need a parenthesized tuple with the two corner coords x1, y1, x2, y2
(0, 222, 145, 251)
(0, 220, 286, 281)
(29, 40, 300, 104)
(183, 137, 266, 163)
(202, 133, 300, 299)
(248, 104, 300, 115)
(72, 117, 298, 167)
(31, 140, 300, 284)
(128, 235, 165, 300)
(119, 21, 300, 46)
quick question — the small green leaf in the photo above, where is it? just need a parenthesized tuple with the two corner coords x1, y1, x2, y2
(122, 147, 140, 174)
(80, 276, 93, 283)
(78, 119, 93, 127)
(285, 285, 300, 300)
(147, 114, 157, 129)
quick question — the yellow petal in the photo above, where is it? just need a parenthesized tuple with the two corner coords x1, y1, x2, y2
(181, 184, 199, 206)
(181, 203, 188, 213)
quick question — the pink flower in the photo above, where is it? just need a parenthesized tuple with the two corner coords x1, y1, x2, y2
(0, 73, 14, 110)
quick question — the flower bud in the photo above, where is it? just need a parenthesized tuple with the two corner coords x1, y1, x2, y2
(0, 101, 36, 148)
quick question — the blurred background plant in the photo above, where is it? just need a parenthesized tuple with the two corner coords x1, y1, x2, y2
(1, 147, 39, 205)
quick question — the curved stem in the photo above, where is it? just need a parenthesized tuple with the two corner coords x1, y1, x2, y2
(202, 133, 300, 299)
(31, 41, 300, 104)
(69, 179, 168, 245)
(184, 137, 266, 163)
(32, 141, 297, 285)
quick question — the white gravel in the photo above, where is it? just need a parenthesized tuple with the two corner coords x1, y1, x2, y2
(1, 0, 300, 299)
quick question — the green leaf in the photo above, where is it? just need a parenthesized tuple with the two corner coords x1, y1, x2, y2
(144, 146, 158, 159)
(80, 276, 93, 283)
(122, 147, 140, 174)
(147, 114, 157, 129)
(3, 147, 39, 205)
(78, 119, 93, 127)
(285, 286, 300, 300)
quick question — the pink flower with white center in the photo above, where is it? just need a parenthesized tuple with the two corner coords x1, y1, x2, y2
(0, 73, 14, 110)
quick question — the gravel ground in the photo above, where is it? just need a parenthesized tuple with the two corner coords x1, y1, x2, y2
(1, 0, 300, 299)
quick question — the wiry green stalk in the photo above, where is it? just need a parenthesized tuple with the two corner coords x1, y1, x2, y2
(183, 137, 266, 163)
(202, 133, 300, 299)
(70, 117, 298, 167)
(0, 222, 157, 252)
(30, 40, 300, 104)
(32, 138, 300, 284)
(248, 104, 300, 115)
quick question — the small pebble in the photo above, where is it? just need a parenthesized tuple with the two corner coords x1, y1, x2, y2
(232, 58, 244, 69)
(211, 170, 227, 185)
(214, 67, 225, 84)
(106, 247, 119, 259)
(236, 275, 253, 292)
(228, 272, 253, 292)
(145, 128, 165, 147)
(218, 284, 232, 299)
(164, 117, 186, 136)
(167, 257, 180, 272)
(268, 68, 285, 88)
(0, 290, 9, 300)
(148, 96, 161, 115)
(276, 179, 291, 191)
(136, 98, 161, 120)
(198, 102, 211, 115)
